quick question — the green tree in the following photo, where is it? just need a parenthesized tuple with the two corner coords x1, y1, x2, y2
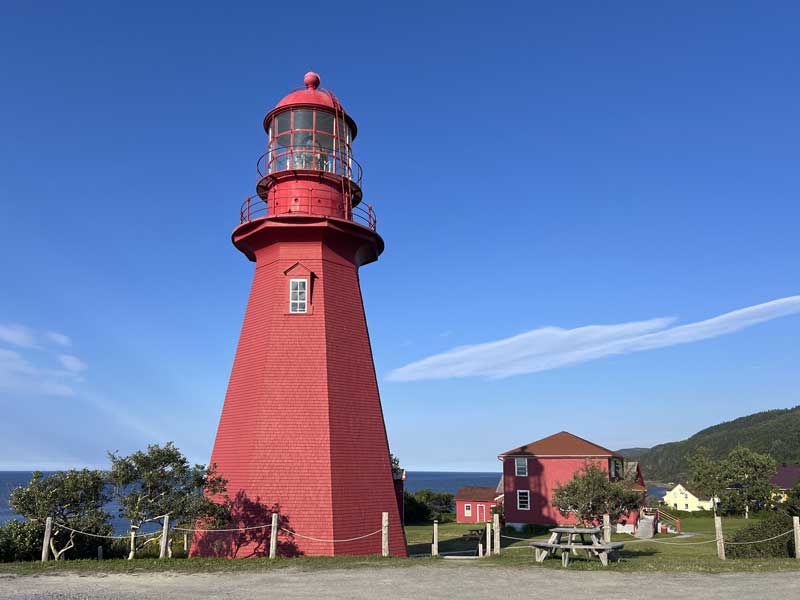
(108, 442, 227, 559)
(402, 491, 432, 524)
(785, 482, 800, 517)
(413, 489, 455, 519)
(687, 446, 725, 515)
(390, 453, 402, 477)
(552, 463, 641, 526)
(720, 446, 777, 518)
(9, 470, 111, 560)
(0, 520, 46, 562)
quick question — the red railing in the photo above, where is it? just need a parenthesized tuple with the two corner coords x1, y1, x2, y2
(256, 148, 363, 186)
(239, 194, 377, 231)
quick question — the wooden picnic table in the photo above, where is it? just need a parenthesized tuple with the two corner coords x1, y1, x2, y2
(530, 526, 623, 567)
(463, 528, 485, 541)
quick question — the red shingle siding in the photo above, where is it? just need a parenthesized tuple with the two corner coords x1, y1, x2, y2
(194, 222, 405, 557)
(503, 456, 611, 526)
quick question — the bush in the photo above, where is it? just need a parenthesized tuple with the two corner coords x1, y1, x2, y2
(403, 491, 431, 524)
(402, 489, 455, 524)
(726, 513, 795, 559)
(0, 519, 44, 562)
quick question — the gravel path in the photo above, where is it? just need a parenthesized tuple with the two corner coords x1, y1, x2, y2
(1, 565, 798, 599)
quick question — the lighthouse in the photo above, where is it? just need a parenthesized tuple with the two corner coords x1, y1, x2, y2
(197, 72, 407, 557)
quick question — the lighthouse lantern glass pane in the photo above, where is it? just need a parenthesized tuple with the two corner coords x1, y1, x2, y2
(276, 112, 291, 134)
(316, 111, 334, 133)
(289, 279, 307, 313)
(293, 110, 313, 130)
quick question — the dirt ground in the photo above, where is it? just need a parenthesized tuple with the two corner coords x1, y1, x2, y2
(2, 565, 798, 600)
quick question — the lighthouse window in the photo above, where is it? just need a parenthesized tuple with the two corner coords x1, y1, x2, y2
(293, 109, 313, 130)
(516, 490, 530, 511)
(289, 279, 307, 313)
(276, 112, 291, 134)
(316, 111, 334, 134)
(267, 109, 353, 177)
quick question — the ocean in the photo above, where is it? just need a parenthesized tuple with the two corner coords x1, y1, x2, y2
(1, 471, 500, 532)
(0, 471, 667, 533)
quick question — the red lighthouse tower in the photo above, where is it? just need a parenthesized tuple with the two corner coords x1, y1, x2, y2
(199, 72, 406, 557)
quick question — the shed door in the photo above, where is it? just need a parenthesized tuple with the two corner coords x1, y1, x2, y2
(477, 504, 486, 522)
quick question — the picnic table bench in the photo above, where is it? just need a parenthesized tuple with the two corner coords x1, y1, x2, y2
(530, 527, 623, 567)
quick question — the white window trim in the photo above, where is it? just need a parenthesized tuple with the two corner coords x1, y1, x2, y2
(464, 503, 472, 517)
(289, 278, 308, 313)
(515, 457, 528, 477)
(516, 490, 530, 511)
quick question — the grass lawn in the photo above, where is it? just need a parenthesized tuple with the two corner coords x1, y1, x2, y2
(2, 514, 799, 575)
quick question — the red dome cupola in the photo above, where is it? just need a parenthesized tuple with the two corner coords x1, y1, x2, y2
(250, 71, 366, 224)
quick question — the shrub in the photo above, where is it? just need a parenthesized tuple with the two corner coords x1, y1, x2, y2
(726, 513, 795, 559)
(0, 519, 44, 563)
(403, 491, 431, 524)
(402, 489, 455, 524)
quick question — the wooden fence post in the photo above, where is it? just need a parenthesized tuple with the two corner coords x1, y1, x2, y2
(381, 512, 389, 557)
(485, 522, 492, 557)
(715, 516, 725, 560)
(41, 517, 52, 563)
(431, 520, 439, 557)
(97, 545, 103, 561)
(493, 513, 501, 555)
(793, 516, 800, 560)
(603, 514, 611, 543)
(159, 515, 171, 559)
(269, 512, 279, 559)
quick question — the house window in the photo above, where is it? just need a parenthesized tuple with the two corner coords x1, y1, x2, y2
(517, 490, 530, 511)
(289, 279, 307, 313)
(464, 504, 472, 517)
(515, 457, 528, 477)
(684, 503, 689, 510)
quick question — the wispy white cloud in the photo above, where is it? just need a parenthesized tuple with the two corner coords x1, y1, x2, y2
(388, 296, 800, 382)
(0, 325, 88, 396)
(58, 354, 88, 373)
(46, 331, 72, 347)
(0, 348, 76, 396)
(0, 323, 38, 348)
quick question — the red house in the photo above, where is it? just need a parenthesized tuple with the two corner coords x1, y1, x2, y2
(455, 485, 502, 523)
(498, 431, 642, 528)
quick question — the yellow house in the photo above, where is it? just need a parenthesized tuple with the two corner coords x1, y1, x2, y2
(663, 484, 717, 512)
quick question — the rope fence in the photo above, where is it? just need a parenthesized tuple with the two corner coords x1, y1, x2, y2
(36, 513, 800, 565)
(53, 523, 163, 540)
(40, 511, 393, 563)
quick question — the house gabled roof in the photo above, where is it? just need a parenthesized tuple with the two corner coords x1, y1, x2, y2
(770, 464, 800, 491)
(455, 486, 500, 502)
(498, 431, 623, 459)
(671, 483, 712, 502)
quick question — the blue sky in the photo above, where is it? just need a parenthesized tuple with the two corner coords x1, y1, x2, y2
(1, 2, 798, 471)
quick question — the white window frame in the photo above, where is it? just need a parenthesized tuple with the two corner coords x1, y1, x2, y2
(464, 503, 472, 517)
(516, 490, 530, 511)
(289, 278, 308, 313)
(515, 457, 528, 477)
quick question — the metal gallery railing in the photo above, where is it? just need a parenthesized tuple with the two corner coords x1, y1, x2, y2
(239, 193, 377, 231)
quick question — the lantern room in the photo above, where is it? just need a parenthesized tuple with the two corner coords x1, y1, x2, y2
(248, 72, 368, 225)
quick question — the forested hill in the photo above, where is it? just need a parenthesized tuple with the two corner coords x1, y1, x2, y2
(618, 406, 800, 483)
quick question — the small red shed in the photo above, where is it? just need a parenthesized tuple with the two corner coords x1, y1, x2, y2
(455, 485, 502, 523)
